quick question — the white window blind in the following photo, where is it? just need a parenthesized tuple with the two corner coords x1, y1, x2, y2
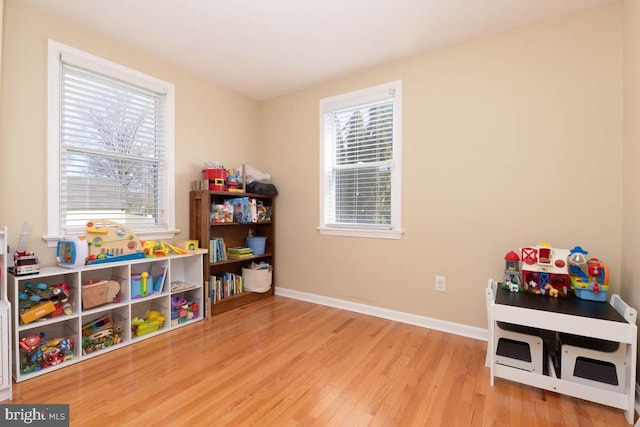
(47, 40, 175, 244)
(319, 81, 402, 239)
(59, 62, 168, 234)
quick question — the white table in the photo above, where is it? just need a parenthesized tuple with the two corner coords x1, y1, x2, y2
(487, 283, 637, 424)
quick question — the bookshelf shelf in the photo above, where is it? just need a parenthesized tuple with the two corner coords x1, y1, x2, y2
(189, 190, 275, 317)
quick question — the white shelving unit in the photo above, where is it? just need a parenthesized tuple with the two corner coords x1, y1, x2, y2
(8, 250, 206, 382)
(0, 227, 12, 400)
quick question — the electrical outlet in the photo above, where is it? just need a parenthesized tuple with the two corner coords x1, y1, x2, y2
(435, 275, 446, 292)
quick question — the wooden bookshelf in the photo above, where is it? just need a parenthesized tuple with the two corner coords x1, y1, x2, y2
(189, 190, 275, 317)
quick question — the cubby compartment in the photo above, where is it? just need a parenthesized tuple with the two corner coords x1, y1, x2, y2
(17, 320, 78, 379)
(170, 289, 202, 327)
(81, 264, 129, 310)
(130, 260, 169, 300)
(15, 272, 79, 325)
(81, 307, 128, 357)
(131, 298, 170, 340)
(170, 255, 203, 291)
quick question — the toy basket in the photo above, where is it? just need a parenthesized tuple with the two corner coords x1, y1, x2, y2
(242, 267, 272, 293)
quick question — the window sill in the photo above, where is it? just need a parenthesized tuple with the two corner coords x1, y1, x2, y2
(317, 226, 403, 240)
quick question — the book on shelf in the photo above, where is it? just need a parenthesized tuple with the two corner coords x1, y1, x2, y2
(209, 237, 227, 262)
(209, 272, 244, 303)
(227, 253, 254, 259)
(227, 246, 253, 255)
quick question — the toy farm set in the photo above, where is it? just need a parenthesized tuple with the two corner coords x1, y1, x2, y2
(15, 219, 202, 375)
(500, 242, 609, 301)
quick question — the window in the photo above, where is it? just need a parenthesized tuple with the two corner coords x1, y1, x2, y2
(45, 40, 176, 246)
(319, 81, 403, 239)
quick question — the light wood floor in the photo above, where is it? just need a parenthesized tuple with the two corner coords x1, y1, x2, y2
(10, 296, 633, 426)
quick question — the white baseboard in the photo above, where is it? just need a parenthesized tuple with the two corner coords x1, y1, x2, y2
(274, 287, 487, 341)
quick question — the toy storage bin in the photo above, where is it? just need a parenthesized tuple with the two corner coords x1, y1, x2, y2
(18, 273, 79, 324)
(170, 289, 201, 326)
(81, 308, 128, 356)
(203, 168, 227, 191)
(229, 197, 252, 223)
(494, 322, 546, 374)
(18, 321, 78, 377)
(559, 332, 626, 392)
(130, 299, 169, 340)
(242, 267, 272, 293)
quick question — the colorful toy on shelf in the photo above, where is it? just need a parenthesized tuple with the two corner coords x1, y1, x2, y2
(51, 283, 73, 316)
(56, 235, 89, 268)
(131, 310, 165, 337)
(18, 282, 74, 322)
(568, 246, 609, 302)
(142, 240, 168, 257)
(170, 296, 198, 325)
(211, 201, 234, 223)
(19, 332, 74, 374)
(85, 220, 145, 265)
(82, 315, 122, 354)
(131, 272, 152, 299)
(502, 251, 522, 291)
(9, 220, 40, 276)
(142, 240, 189, 257)
(171, 295, 187, 310)
(520, 243, 570, 297)
(225, 168, 241, 191)
(20, 301, 55, 324)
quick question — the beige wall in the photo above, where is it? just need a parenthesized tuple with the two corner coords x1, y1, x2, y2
(261, 3, 624, 328)
(0, 0, 260, 266)
(0, 1, 627, 330)
(622, 0, 640, 373)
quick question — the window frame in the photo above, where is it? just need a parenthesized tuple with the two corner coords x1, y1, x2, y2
(44, 40, 177, 247)
(318, 80, 403, 239)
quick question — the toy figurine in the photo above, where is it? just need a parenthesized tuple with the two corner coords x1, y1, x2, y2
(52, 283, 73, 315)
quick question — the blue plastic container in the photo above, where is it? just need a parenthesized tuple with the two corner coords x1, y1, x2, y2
(246, 236, 266, 255)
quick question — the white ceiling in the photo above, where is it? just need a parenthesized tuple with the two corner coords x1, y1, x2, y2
(20, 0, 616, 100)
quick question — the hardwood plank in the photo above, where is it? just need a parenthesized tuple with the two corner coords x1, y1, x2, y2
(9, 296, 634, 426)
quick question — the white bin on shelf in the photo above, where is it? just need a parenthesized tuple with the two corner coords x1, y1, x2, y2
(242, 267, 272, 293)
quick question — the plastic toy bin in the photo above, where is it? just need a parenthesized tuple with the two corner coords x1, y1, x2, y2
(170, 290, 200, 326)
(130, 299, 169, 339)
(18, 321, 77, 376)
(82, 309, 127, 355)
